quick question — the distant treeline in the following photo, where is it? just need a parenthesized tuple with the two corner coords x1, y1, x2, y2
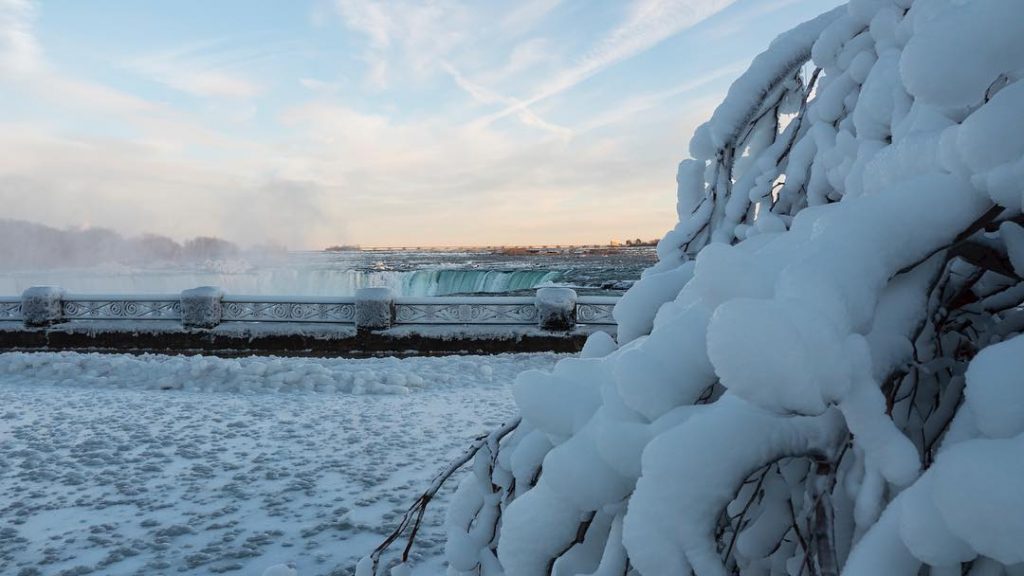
(0, 219, 282, 269)
(621, 239, 658, 247)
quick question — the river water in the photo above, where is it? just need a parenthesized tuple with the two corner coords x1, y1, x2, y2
(0, 247, 657, 297)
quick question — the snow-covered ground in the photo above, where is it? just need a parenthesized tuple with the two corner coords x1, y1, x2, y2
(0, 352, 562, 575)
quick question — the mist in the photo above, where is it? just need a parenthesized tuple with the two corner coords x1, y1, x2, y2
(0, 219, 286, 271)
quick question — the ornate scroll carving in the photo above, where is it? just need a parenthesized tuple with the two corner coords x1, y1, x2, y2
(395, 303, 538, 324)
(63, 300, 181, 320)
(222, 302, 356, 323)
(575, 303, 616, 325)
(0, 301, 21, 321)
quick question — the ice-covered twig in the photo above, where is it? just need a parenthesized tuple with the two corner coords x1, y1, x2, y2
(359, 417, 521, 575)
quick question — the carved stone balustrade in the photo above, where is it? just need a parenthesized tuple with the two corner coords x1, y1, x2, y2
(4, 286, 619, 333)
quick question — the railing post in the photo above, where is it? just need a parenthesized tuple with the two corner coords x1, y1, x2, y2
(355, 287, 395, 332)
(180, 286, 224, 329)
(21, 286, 64, 327)
(536, 287, 576, 331)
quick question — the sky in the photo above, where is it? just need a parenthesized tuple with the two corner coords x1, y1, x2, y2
(0, 0, 842, 249)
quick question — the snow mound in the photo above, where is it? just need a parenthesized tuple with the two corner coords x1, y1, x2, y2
(0, 351, 560, 396)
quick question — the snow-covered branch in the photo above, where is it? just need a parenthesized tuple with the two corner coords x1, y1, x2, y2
(358, 418, 521, 576)
(430, 1, 1024, 575)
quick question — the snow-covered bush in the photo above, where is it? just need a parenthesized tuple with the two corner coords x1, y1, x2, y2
(444, 1, 1024, 574)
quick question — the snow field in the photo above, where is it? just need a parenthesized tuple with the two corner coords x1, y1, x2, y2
(0, 351, 562, 575)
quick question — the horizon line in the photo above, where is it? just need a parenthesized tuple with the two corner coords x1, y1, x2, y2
(318, 241, 660, 251)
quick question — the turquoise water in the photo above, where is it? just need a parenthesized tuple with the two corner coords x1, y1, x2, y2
(0, 247, 657, 297)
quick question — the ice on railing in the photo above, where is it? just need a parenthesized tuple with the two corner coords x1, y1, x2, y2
(1, 286, 620, 330)
(355, 287, 396, 331)
(21, 286, 64, 327)
(180, 286, 224, 329)
(535, 287, 577, 331)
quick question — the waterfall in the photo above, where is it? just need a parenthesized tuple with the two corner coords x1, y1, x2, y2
(400, 269, 561, 296)
(0, 267, 565, 297)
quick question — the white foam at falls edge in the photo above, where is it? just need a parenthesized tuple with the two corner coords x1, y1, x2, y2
(0, 267, 564, 298)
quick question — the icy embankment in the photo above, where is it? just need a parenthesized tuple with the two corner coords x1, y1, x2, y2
(0, 352, 559, 395)
(0, 352, 561, 575)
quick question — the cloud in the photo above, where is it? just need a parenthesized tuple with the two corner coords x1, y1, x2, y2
(0, 6, 150, 116)
(0, 126, 334, 248)
(300, 76, 346, 96)
(478, 37, 555, 86)
(334, 0, 393, 49)
(0, 7, 297, 244)
(442, 62, 572, 139)
(499, 0, 563, 37)
(141, 66, 262, 99)
(0, 0, 40, 73)
(126, 41, 267, 99)
(333, 0, 468, 88)
(482, 0, 738, 124)
(577, 61, 745, 133)
(0, 0, 826, 249)
(0, 79, 692, 249)
(267, 99, 696, 246)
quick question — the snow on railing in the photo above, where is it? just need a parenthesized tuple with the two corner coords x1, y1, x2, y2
(0, 286, 618, 331)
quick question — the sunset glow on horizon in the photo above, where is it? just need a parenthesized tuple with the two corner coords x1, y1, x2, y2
(0, 0, 841, 249)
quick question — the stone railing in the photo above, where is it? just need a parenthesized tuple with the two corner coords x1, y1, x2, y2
(0, 286, 618, 332)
